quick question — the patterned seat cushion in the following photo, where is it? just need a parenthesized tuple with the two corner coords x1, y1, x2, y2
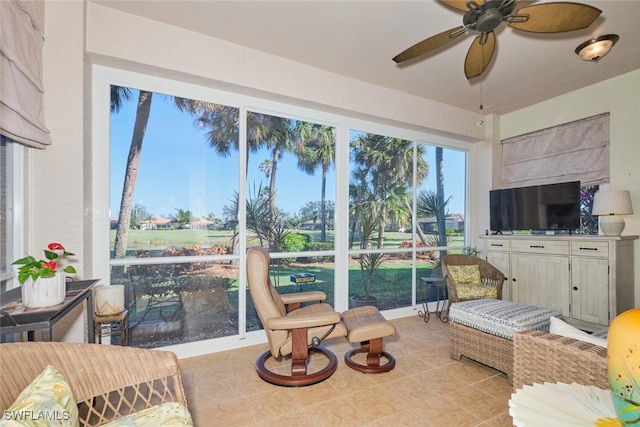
(447, 265, 481, 284)
(449, 299, 562, 340)
(456, 284, 498, 300)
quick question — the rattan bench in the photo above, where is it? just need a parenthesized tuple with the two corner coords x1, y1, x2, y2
(448, 299, 562, 384)
(0, 342, 189, 426)
(513, 329, 608, 390)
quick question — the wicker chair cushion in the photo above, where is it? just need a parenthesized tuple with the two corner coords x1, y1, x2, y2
(449, 299, 562, 339)
(101, 402, 193, 427)
(456, 284, 498, 300)
(447, 265, 481, 284)
(0, 365, 78, 427)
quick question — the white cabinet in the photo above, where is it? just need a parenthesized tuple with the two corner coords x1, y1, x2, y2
(570, 256, 609, 325)
(482, 235, 637, 330)
(511, 253, 570, 317)
(485, 238, 511, 301)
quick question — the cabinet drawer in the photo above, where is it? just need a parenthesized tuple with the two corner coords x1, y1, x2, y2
(511, 239, 569, 255)
(485, 239, 510, 251)
(571, 241, 608, 257)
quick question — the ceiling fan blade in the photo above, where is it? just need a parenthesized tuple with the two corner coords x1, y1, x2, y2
(508, 2, 601, 33)
(440, 0, 480, 13)
(393, 26, 465, 63)
(464, 31, 496, 79)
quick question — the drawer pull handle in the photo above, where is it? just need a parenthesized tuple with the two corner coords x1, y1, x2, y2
(529, 245, 545, 248)
(490, 244, 503, 247)
(579, 247, 598, 251)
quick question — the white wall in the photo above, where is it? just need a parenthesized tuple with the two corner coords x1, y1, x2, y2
(34, 0, 87, 341)
(499, 69, 640, 306)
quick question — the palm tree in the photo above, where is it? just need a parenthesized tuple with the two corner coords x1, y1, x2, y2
(294, 123, 335, 241)
(113, 89, 153, 260)
(192, 108, 295, 251)
(349, 133, 430, 302)
(251, 114, 294, 239)
(350, 133, 427, 248)
(171, 208, 193, 228)
(111, 90, 225, 259)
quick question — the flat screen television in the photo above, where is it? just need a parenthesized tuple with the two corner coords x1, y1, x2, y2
(490, 181, 581, 233)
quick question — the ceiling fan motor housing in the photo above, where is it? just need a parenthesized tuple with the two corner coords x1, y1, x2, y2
(463, 0, 517, 32)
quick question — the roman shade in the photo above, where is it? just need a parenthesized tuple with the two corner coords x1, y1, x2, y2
(0, 0, 51, 149)
(501, 113, 609, 187)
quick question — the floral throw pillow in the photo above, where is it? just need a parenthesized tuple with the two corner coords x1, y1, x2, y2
(0, 365, 78, 427)
(447, 265, 481, 285)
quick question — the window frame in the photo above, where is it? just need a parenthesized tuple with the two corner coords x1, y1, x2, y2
(0, 138, 25, 291)
(92, 65, 472, 356)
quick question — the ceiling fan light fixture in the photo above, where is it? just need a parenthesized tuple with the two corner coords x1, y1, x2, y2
(575, 34, 619, 62)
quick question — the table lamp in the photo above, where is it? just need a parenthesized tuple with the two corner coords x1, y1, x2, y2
(592, 190, 633, 236)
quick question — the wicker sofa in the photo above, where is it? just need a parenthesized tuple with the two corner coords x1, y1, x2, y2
(512, 329, 608, 390)
(0, 342, 190, 426)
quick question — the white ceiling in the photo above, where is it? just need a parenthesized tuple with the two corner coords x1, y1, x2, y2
(92, 0, 640, 115)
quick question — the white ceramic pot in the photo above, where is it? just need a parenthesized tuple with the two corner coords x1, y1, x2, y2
(21, 272, 66, 308)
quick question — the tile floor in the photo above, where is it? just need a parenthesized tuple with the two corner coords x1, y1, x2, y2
(179, 315, 514, 426)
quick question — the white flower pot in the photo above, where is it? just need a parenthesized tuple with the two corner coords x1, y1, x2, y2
(21, 272, 67, 308)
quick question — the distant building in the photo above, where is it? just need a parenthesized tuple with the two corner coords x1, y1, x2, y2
(189, 218, 214, 230)
(417, 215, 465, 232)
(139, 217, 172, 230)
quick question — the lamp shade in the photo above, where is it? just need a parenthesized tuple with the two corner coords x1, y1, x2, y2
(592, 190, 633, 216)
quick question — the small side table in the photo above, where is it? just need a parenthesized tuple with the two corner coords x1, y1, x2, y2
(94, 310, 129, 346)
(418, 276, 449, 323)
(0, 279, 99, 342)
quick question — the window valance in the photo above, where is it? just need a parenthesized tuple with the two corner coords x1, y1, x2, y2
(0, 0, 51, 149)
(501, 113, 609, 188)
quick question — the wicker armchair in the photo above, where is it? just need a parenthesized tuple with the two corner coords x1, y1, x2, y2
(442, 254, 505, 303)
(513, 329, 608, 390)
(0, 342, 189, 426)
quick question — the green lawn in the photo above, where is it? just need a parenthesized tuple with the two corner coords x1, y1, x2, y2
(110, 228, 464, 252)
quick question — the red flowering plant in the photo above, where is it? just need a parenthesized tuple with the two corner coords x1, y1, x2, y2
(12, 242, 77, 284)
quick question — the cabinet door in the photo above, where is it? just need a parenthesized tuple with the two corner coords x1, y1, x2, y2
(486, 252, 511, 301)
(511, 254, 570, 316)
(571, 257, 609, 325)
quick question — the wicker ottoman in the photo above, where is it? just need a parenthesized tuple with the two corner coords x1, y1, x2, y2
(448, 299, 562, 384)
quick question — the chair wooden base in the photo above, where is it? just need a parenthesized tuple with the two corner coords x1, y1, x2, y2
(255, 346, 338, 387)
(344, 338, 396, 373)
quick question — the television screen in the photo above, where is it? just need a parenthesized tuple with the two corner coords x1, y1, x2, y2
(490, 181, 580, 232)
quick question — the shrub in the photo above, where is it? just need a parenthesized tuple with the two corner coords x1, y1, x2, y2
(129, 245, 230, 276)
(279, 233, 309, 264)
(303, 241, 335, 263)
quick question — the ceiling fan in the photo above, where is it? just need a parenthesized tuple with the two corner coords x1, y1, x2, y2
(393, 0, 602, 79)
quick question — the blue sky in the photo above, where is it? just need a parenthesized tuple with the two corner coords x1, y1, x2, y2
(110, 90, 466, 220)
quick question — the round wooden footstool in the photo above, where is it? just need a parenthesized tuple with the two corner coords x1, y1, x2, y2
(341, 305, 396, 373)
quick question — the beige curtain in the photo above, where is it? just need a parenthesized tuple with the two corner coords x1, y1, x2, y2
(501, 113, 609, 188)
(0, 0, 51, 149)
